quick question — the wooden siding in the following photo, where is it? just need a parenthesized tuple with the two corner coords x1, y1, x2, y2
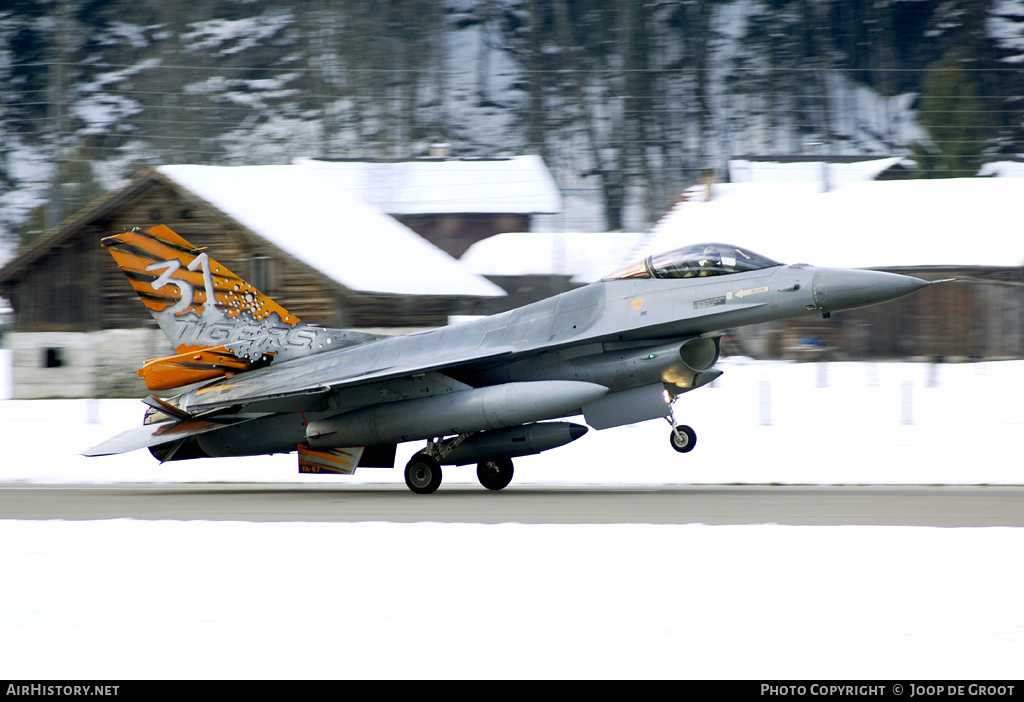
(2, 174, 480, 332)
(741, 273, 1024, 361)
(394, 213, 530, 258)
(7, 229, 102, 331)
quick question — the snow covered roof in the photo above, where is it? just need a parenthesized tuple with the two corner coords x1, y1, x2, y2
(645, 178, 1024, 270)
(461, 179, 1024, 281)
(978, 159, 1024, 178)
(293, 156, 561, 215)
(158, 165, 505, 298)
(728, 156, 912, 184)
(461, 232, 645, 283)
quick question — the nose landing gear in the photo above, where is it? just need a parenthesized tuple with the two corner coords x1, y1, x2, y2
(665, 394, 697, 454)
(668, 422, 697, 453)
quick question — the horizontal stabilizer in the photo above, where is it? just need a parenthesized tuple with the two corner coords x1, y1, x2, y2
(141, 394, 193, 421)
(82, 418, 228, 457)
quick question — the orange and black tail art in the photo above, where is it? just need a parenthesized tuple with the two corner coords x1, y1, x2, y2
(103, 225, 315, 390)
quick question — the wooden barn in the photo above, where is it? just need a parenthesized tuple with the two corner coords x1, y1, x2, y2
(463, 179, 1024, 362)
(742, 264, 1024, 361)
(293, 155, 561, 257)
(0, 165, 506, 397)
(645, 178, 1024, 361)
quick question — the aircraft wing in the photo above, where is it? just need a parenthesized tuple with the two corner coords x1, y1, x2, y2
(182, 341, 514, 414)
(82, 417, 235, 457)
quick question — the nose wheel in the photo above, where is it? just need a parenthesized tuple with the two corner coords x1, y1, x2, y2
(668, 424, 697, 453)
(665, 397, 697, 454)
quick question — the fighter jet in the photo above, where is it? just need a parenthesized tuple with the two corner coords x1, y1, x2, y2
(85, 225, 935, 493)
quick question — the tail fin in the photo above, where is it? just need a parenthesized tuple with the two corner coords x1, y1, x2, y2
(103, 225, 307, 390)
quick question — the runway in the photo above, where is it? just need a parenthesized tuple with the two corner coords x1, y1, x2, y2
(2, 482, 1022, 526)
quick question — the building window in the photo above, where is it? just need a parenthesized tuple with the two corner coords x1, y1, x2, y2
(43, 348, 64, 368)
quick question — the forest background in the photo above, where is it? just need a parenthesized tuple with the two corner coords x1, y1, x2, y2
(1, 0, 1023, 251)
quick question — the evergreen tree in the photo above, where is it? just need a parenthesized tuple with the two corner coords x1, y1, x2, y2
(913, 51, 991, 177)
(1, 0, 1023, 242)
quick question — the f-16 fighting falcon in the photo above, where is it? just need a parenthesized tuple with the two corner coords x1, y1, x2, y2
(85, 225, 936, 493)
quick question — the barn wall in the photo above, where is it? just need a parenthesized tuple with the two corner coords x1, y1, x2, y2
(734, 276, 1024, 361)
(394, 213, 529, 258)
(95, 181, 351, 328)
(117, 183, 468, 328)
(6, 232, 102, 331)
(6, 329, 168, 399)
(4, 177, 468, 333)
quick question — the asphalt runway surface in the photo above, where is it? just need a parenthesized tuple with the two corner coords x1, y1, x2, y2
(1, 482, 1022, 526)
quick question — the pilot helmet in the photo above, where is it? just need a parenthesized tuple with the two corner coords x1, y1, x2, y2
(702, 245, 722, 266)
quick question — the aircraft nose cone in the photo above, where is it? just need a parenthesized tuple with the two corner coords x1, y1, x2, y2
(812, 268, 930, 312)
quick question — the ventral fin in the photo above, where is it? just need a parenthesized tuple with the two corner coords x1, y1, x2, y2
(297, 444, 364, 475)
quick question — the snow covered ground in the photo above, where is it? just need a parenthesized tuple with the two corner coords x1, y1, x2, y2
(1, 359, 1023, 679)
(3, 357, 1020, 487)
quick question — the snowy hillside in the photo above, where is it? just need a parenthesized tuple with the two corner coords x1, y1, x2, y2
(1, 0, 1023, 247)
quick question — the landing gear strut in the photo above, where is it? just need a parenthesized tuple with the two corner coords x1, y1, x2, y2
(665, 394, 697, 454)
(404, 434, 518, 493)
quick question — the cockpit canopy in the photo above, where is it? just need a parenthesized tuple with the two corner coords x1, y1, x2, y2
(603, 243, 782, 281)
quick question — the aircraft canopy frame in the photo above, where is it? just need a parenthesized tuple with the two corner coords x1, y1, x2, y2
(604, 243, 782, 281)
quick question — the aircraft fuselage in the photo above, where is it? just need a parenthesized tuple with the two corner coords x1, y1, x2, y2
(172, 263, 926, 458)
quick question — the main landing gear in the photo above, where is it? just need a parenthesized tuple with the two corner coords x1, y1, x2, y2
(477, 458, 514, 491)
(404, 440, 516, 494)
(404, 453, 443, 494)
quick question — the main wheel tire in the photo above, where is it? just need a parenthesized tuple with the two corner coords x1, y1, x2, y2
(405, 454, 442, 494)
(669, 425, 697, 453)
(477, 458, 514, 491)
